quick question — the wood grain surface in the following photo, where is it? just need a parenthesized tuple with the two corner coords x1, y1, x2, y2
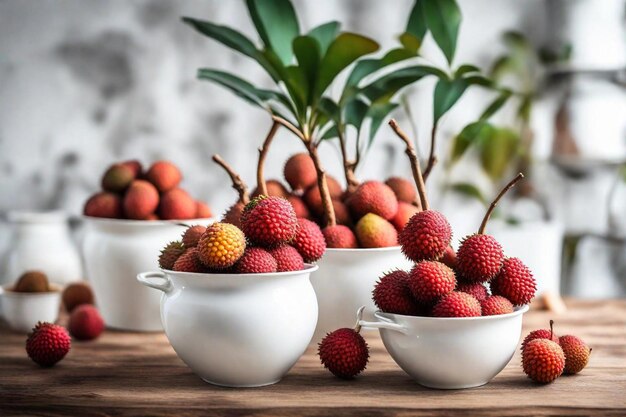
(1, 299, 624, 416)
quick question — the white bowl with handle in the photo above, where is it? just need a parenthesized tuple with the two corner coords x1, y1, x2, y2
(137, 265, 318, 387)
(359, 305, 529, 389)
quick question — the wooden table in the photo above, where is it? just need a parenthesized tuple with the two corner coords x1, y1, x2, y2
(1, 299, 624, 416)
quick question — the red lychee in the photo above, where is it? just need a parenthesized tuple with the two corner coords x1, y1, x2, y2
(26, 322, 71, 367)
(83, 192, 123, 219)
(399, 210, 452, 262)
(373, 270, 421, 316)
(385, 177, 417, 204)
(440, 246, 457, 269)
(521, 320, 560, 351)
(173, 248, 206, 273)
(181, 225, 207, 248)
(522, 339, 565, 383)
(68, 305, 105, 341)
(158, 241, 185, 270)
(347, 181, 398, 220)
(252, 179, 290, 198)
(431, 291, 482, 318)
(145, 160, 182, 193)
(391, 201, 419, 231)
(234, 247, 277, 274)
(121, 159, 143, 177)
(287, 194, 310, 219)
(318, 328, 369, 379)
(222, 201, 244, 228)
(331, 200, 352, 226)
(158, 188, 196, 220)
(101, 163, 135, 193)
(490, 257, 536, 305)
(408, 261, 456, 303)
(291, 218, 326, 262)
(456, 234, 504, 282)
(284, 153, 317, 191)
(481, 295, 514, 316)
(195, 201, 213, 218)
(456, 282, 489, 302)
(268, 245, 304, 272)
(62, 282, 95, 313)
(123, 180, 159, 220)
(355, 213, 398, 248)
(303, 177, 343, 213)
(559, 335, 591, 375)
(322, 225, 358, 249)
(242, 196, 298, 247)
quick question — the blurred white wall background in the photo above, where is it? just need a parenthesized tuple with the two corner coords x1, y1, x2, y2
(0, 0, 624, 292)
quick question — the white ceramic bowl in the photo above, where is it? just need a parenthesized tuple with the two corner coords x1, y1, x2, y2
(82, 216, 213, 332)
(0, 284, 62, 333)
(311, 247, 412, 342)
(137, 265, 319, 387)
(360, 306, 529, 389)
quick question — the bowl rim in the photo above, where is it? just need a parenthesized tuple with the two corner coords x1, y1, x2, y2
(376, 304, 529, 322)
(324, 245, 402, 253)
(160, 263, 319, 278)
(82, 215, 214, 227)
(0, 283, 62, 298)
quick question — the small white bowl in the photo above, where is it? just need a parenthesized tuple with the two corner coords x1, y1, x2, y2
(137, 265, 319, 387)
(359, 305, 529, 389)
(0, 284, 62, 333)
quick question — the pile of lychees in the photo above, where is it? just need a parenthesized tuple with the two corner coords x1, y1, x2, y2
(158, 195, 326, 274)
(521, 320, 591, 383)
(84, 160, 212, 221)
(225, 152, 419, 249)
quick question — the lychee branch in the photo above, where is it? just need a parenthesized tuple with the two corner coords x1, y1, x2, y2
(422, 124, 439, 181)
(478, 172, 524, 235)
(256, 121, 280, 197)
(212, 154, 249, 205)
(337, 129, 360, 192)
(389, 119, 429, 211)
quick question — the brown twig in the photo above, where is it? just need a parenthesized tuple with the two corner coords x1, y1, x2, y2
(337, 129, 359, 192)
(256, 121, 280, 196)
(212, 154, 249, 205)
(422, 123, 438, 181)
(389, 119, 429, 211)
(271, 115, 305, 141)
(478, 172, 524, 234)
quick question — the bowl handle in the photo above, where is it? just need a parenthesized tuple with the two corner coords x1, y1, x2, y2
(136, 271, 172, 293)
(354, 306, 408, 334)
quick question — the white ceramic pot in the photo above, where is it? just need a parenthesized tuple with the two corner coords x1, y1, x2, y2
(0, 284, 61, 333)
(360, 306, 529, 389)
(82, 217, 213, 332)
(4, 211, 82, 286)
(311, 247, 412, 342)
(136, 266, 318, 387)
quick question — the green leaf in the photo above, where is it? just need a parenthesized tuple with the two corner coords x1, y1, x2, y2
(517, 95, 532, 122)
(246, 0, 300, 66)
(345, 98, 369, 131)
(293, 36, 321, 102)
(449, 182, 487, 204)
(197, 68, 278, 108)
(480, 90, 512, 121)
(315, 33, 379, 98)
(433, 77, 468, 123)
(367, 102, 399, 146)
(308, 21, 340, 56)
(360, 65, 446, 103)
(422, 0, 462, 65)
(450, 121, 493, 163)
(490, 55, 515, 81)
(182, 17, 258, 57)
(455, 64, 480, 77)
(405, 0, 427, 48)
(399, 32, 421, 53)
(285, 65, 308, 111)
(480, 127, 520, 180)
(321, 124, 339, 140)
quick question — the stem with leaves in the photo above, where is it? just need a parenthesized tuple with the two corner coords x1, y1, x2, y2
(389, 119, 429, 211)
(256, 121, 280, 197)
(272, 115, 336, 226)
(478, 172, 524, 234)
(212, 154, 249, 205)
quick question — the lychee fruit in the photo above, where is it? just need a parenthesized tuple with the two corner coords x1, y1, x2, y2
(355, 213, 398, 248)
(303, 177, 342, 213)
(14, 271, 49, 293)
(145, 160, 182, 193)
(481, 295, 514, 316)
(101, 163, 135, 192)
(158, 241, 185, 270)
(197, 222, 246, 269)
(268, 245, 304, 272)
(456, 234, 504, 282)
(84, 192, 123, 219)
(408, 261, 456, 303)
(331, 199, 352, 226)
(222, 201, 244, 229)
(521, 320, 560, 351)
(173, 248, 206, 273)
(242, 196, 298, 247)
(431, 291, 482, 317)
(287, 194, 310, 219)
(490, 257, 536, 305)
(385, 177, 417, 204)
(456, 282, 489, 302)
(123, 180, 159, 220)
(373, 270, 421, 315)
(62, 282, 94, 312)
(234, 247, 277, 274)
(391, 201, 419, 231)
(399, 210, 452, 262)
(195, 201, 213, 218)
(252, 179, 290, 198)
(559, 335, 591, 375)
(291, 218, 326, 262)
(26, 322, 71, 367)
(68, 305, 105, 341)
(158, 188, 196, 220)
(284, 153, 317, 191)
(322, 225, 358, 249)
(347, 181, 398, 220)
(182, 225, 207, 248)
(318, 328, 369, 379)
(522, 339, 565, 383)
(120, 159, 143, 177)
(440, 246, 457, 269)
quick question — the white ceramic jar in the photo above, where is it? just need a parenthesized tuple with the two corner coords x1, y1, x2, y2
(137, 266, 318, 387)
(0, 284, 62, 333)
(311, 247, 412, 342)
(82, 217, 213, 332)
